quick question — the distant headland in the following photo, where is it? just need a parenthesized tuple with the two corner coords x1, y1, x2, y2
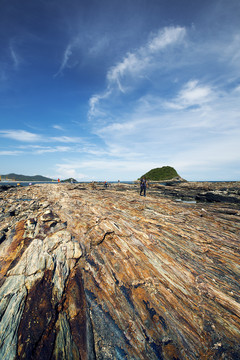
(0, 173, 54, 182)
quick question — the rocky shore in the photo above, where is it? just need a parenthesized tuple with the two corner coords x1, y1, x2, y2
(0, 182, 240, 359)
(149, 181, 240, 204)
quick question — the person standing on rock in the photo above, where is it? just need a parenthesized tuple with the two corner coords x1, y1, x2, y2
(140, 177, 147, 196)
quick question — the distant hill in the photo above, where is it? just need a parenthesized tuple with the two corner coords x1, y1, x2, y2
(140, 166, 180, 181)
(1, 173, 54, 182)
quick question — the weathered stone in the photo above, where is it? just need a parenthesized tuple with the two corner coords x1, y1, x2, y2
(0, 183, 239, 359)
(0, 275, 27, 360)
(17, 270, 56, 360)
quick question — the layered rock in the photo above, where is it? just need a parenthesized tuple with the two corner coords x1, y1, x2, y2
(149, 181, 240, 204)
(0, 183, 240, 359)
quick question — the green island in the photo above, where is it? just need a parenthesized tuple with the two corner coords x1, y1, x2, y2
(139, 166, 180, 181)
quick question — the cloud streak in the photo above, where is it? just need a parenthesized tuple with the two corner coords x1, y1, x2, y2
(107, 26, 186, 91)
(54, 43, 74, 77)
(0, 150, 22, 156)
(0, 130, 42, 142)
(164, 80, 216, 110)
(88, 26, 186, 119)
(9, 45, 20, 69)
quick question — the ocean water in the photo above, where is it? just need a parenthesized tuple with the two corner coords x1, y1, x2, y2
(1, 180, 237, 188)
(0, 181, 135, 187)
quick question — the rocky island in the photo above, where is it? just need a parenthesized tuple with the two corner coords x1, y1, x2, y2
(0, 182, 240, 359)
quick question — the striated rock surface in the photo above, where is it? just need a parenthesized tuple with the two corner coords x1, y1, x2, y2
(0, 183, 240, 359)
(149, 181, 240, 204)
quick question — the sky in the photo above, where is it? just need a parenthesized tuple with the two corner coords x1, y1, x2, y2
(0, 0, 240, 181)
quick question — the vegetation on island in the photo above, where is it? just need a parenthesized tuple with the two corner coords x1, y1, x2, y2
(0, 173, 54, 182)
(139, 166, 180, 181)
(0, 173, 79, 183)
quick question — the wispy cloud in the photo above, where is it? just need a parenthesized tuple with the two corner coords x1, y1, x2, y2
(52, 124, 64, 131)
(54, 34, 87, 77)
(0, 130, 84, 147)
(148, 26, 186, 52)
(54, 43, 74, 77)
(88, 90, 112, 119)
(165, 80, 216, 110)
(106, 26, 186, 91)
(50, 136, 83, 143)
(31, 146, 71, 154)
(55, 162, 89, 180)
(0, 150, 22, 156)
(88, 26, 186, 119)
(0, 130, 42, 142)
(9, 45, 20, 69)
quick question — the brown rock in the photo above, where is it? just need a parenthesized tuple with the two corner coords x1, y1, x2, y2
(0, 183, 239, 359)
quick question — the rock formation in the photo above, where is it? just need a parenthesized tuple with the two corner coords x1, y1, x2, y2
(150, 181, 240, 204)
(0, 183, 240, 359)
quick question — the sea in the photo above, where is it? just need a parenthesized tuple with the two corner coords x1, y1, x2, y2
(0, 181, 135, 187)
(0, 180, 238, 188)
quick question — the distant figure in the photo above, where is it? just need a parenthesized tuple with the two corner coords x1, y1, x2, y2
(140, 177, 147, 196)
(104, 181, 108, 189)
(58, 178, 60, 183)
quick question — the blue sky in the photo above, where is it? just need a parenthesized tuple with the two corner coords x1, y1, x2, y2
(0, 0, 240, 181)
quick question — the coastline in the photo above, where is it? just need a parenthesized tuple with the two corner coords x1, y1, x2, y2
(1, 180, 240, 204)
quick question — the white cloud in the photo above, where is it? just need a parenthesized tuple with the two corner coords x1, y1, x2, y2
(50, 136, 83, 143)
(34, 146, 71, 154)
(178, 80, 213, 104)
(88, 25, 187, 117)
(54, 43, 73, 77)
(148, 26, 186, 52)
(170, 131, 240, 180)
(88, 89, 112, 119)
(107, 52, 140, 92)
(0, 150, 22, 155)
(97, 119, 140, 135)
(53, 125, 64, 131)
(107, 26, 186, 91)
(55, 162, 89, 180)
(0, 130, 83, 148)
(55, 158, 160, 181)
(0, 130, 42, 142)
(165, 80, 215, 109)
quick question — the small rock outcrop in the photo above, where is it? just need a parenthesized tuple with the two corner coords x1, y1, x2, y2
(0, 183, 240, 359)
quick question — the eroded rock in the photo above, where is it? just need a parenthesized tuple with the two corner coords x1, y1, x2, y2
(0, 183, 239, 359)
